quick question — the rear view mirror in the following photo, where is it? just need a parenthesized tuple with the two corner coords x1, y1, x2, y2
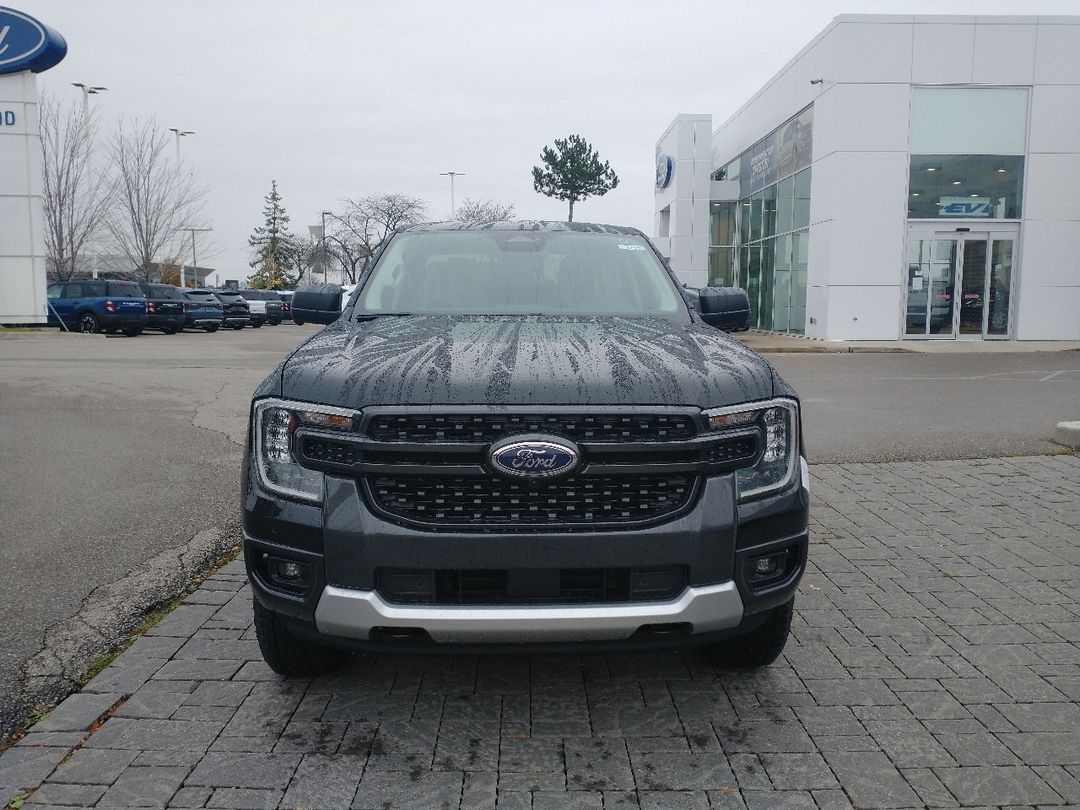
(694, 287, 751, 332)
(291, 284, 342, 325)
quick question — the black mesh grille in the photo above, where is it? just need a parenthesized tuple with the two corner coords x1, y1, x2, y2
(366, 413, 697, 443)
(366, 474, 695, 527)
(377, 566, 687, 605)
(301, 436, 360, 466)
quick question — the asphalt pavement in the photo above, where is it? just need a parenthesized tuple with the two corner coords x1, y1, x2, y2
(0, 325, 320, 738)
(0, 325, 1077, 741)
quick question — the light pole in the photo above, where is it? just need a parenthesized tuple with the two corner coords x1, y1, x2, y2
(177, 227, 212, 289)
(439, 171, 466, 219)
(321, 211, 333, 281)
(71, 83, 107, 117)
(168, 128, 195, 164)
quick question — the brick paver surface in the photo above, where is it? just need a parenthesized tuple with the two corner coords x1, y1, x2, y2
(3, 455, 1078, 809)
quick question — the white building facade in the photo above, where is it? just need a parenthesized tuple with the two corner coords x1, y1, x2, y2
(653, 14, 1080, 341)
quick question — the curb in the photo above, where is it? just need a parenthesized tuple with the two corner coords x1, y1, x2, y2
(1054, 421, 1080, 449)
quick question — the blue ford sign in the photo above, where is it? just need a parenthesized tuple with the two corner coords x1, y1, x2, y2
(655, 154, 674, 190)
(0, 7, 67, 74)
(490, 438, 579, 479)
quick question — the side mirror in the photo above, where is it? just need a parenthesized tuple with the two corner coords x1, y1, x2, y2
(291, 284, 343, 325)
(695, 286, 751, 332)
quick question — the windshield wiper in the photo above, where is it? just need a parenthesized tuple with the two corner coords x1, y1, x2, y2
(354, 312, 413, 322)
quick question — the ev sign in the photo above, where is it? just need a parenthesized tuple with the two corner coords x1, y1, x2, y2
(0, 7, 66, 325)
(938, 196, 992, 217)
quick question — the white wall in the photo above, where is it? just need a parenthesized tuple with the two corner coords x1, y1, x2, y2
(653, 114, 712, 289)
(0, 70, 46, 324)
(703, 14, 1080, 341)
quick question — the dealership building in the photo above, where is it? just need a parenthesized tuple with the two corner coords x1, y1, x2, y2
(653, 14, 1080, 341)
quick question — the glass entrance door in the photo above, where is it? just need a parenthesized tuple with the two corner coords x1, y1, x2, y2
(905, 227, 1017, 339)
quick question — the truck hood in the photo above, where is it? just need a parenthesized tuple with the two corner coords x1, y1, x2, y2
(279, 315, 775, 409)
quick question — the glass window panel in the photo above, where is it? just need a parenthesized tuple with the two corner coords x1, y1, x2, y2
(987, 239, 1013, 336)
(794, 106, 813, 172)
(776, 175, 794, 236)
(908, 155, 1024, 219)
(761, 184, 777, 240)
(710, 202, 736, 246)
(790, 231, 808, 335)
(739, 199, 751, 245)
(928, 239, 958, 336)
(738, 246, 749, 289)
(905, 238, 930, 335)
(708, 247, 735, 287)
(958, 238, 988, 335)
(911, 88, 1028, 154)
(746, 246, 761, 326)
(759, 237, 775, 330)
(772, 234, 792, 333)
(793, 169, 811, 231)
(750, 192, 763, 242)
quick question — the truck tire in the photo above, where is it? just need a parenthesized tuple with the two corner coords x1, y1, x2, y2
(703, 597, 794, 669)
(122, 326, 143, 337)
(253, 599, 348, 677)
(77, 312, 99, 334)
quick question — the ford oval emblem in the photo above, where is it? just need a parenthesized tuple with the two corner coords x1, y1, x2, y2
(0, 8, 67, 75)
(489, 437, 579, 480)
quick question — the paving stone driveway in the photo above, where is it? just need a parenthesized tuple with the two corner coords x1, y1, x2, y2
(2, 455, 1078, 809)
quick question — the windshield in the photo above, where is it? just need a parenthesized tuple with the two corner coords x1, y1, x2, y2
(356, 231, 684, 317)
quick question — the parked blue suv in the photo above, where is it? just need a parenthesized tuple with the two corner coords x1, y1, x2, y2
(46, 280, 148, 336)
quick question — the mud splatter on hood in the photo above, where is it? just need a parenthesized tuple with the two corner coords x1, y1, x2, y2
(280, 315, 775, 409)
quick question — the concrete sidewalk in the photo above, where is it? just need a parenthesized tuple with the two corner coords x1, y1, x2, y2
(736, 330, 1080, 354)
(2, 454, 1078, 809)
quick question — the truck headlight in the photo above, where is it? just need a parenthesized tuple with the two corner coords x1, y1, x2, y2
(252, 398, 359, 503)
(704, 398, 800, 501)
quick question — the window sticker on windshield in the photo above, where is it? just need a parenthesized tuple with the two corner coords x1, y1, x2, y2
(617, 243, 645, 251)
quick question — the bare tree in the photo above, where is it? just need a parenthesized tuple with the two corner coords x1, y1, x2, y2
(335, 194, 428, 278)
(39, 93, 112, 281)
(454, 196, 516, 222)
(323, 222, 367, 285)
(285, 234, 320, 287)
(106, 118, 207, 282)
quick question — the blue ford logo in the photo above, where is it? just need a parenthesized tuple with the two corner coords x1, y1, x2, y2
(490, 438, 579, 480)
(0, 8, 67, 75)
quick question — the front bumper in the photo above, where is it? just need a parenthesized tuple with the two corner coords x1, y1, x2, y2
(244, 456, 809, 651)
(314, 580, 743, 644)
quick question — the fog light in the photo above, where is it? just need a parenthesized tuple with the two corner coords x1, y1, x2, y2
(753, 556, 779, 576)
(277, 561, 303, 580)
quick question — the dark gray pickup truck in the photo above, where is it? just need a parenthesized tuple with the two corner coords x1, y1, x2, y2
(242, 221, 808, 675)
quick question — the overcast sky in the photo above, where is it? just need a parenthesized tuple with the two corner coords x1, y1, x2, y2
(22, 0, 1080, 281)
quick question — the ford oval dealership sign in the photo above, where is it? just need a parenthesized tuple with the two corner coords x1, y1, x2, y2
(0, 7, 67, 74)
(0, 7, 66, 325)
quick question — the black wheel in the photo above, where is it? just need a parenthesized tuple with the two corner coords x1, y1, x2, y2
(251, 322, 262, 329)
(702, 597, 794, 670)
(232, 324, 244, 330)
(294, 318, 305, 326)
(205, 324, 219, 333)
(163, 326, 179, 335)
(121, 326, 143, 337)
(253, 599, 347, 677)
(77, 312, 99, 334)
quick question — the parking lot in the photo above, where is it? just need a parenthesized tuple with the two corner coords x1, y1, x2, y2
(1, 329, 1078, 808)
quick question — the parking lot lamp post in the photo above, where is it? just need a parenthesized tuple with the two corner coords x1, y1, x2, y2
(168, 128, 195, 164)
(71, 82, 106, 117)
(178, 227, 211, 288)
(439, 171, 466, 219)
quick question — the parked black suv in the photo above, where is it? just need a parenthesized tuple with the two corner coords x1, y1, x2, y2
(137, 283, 187, 334)
(212, 290, 251, 330)
(243, 222, 808, 676)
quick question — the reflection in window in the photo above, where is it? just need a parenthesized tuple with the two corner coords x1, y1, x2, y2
(908, 155, 1024, 219)
(793, 169, 811, 230)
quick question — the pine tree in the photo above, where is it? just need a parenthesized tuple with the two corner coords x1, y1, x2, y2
(532, 134, 619, 222)
(248, 180, 296, 289)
